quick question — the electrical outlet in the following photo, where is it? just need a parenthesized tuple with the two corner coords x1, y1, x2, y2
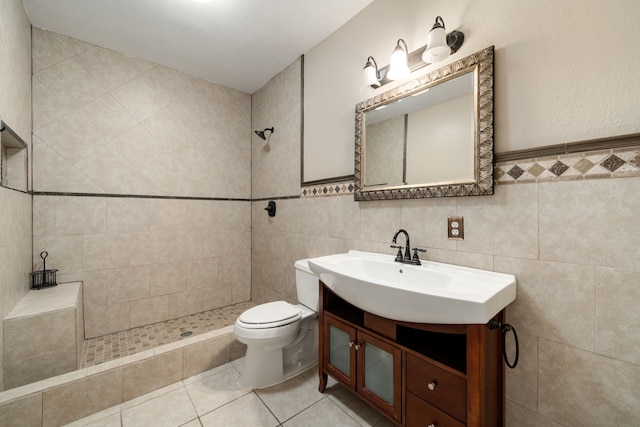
(448, 216, 464, 240)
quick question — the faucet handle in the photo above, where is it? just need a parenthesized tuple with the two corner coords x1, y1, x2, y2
(411, 247, 426, 264)
(390, 244, 404, 261)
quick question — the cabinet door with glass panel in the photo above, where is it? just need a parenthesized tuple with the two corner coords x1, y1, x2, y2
(323, 314, 357, 389)
(322, 313, 402, 422)
(357, 330, 402, 421)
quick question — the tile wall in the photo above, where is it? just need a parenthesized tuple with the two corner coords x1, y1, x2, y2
(253, 170, 640, 427)
(0, 189, 32, 391)
(0, 0, 33, 392)
(31, 29, 252, 338)
(251, 54, 640, 427)
(251, 57, 303, 199)
(32, 196, 251, 339)
(31, 28, 251, 198)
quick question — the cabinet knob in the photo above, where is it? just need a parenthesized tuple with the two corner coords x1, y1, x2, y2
(354, 343, 361, 350)
(427, 380, 438, 391)
(427, 423, 437, 427)
(349, 341, 354, 348)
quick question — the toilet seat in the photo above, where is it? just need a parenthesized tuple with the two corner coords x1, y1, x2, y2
(237, 301, 302, 329)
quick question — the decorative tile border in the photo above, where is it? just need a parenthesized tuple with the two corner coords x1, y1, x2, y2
(301, 144, 640, 197)
(495, 146, 640, 185)
(301, 181, 354, 197)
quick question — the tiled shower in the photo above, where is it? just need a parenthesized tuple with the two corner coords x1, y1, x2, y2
(31, 28, 253, 340)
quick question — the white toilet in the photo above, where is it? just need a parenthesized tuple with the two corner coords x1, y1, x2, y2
(233, 259, 319, 389)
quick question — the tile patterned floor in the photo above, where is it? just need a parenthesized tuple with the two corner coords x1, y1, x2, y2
(81, 302, 256, 368)
(64, 359, 397, 427)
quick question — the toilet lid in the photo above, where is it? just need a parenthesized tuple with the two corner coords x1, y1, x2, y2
(239, 301, 301, 325)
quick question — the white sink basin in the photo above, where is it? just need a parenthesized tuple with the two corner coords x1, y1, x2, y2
(307, 250, 516, 324)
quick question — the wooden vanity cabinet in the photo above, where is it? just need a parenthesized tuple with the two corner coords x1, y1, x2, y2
(318, 282, 504, 427)
(323, 313, 402, 422)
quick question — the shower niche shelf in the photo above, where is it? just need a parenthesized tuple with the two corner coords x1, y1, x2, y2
(0, 121, 28, 192)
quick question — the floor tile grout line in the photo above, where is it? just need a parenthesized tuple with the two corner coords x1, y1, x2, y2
(253, 390, 284, 424)
(70, 360, 384, 427)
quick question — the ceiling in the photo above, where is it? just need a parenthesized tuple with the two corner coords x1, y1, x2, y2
(22, 0, 373, 94)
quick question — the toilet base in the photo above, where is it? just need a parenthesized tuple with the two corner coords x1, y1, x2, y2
(237, 351, 318, 390)
(237, 318, 318, 389)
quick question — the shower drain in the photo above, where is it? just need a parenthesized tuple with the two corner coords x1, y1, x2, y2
(180, 331, 193, 337)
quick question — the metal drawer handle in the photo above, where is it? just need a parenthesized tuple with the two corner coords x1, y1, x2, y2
(427, 380, 438, 391)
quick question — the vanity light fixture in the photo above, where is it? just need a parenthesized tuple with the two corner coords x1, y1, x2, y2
(386, 39, 410, 81)
(422, 16, 463, 63)
(361, 16, 464, 88)
(362, 56, 381, 88)
(254, 127, 274, 141)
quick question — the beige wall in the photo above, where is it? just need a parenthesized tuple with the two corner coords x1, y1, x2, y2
(252, 0, 640, 426)
(251, 57, 302, 199)
(31, 27, 251, 198)
(0, 0, 33, 391)
(250, 58, 304, 303)
(304, 0, 640, 181)
(31, 29, 252, 338)
(0, 0, 32, 138)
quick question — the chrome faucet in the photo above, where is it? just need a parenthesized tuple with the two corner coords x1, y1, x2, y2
(391, 229, 425, 265)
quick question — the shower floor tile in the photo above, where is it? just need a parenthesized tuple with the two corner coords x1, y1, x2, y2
(80, 302, 255, 368)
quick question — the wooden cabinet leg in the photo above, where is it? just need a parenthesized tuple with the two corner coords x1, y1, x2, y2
(319, 372, 328, 392)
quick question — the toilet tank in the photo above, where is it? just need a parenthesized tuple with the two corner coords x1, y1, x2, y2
(295, 259, 319, 311)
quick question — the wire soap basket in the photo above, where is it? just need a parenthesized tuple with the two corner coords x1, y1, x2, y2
(31, 251, 58, 290)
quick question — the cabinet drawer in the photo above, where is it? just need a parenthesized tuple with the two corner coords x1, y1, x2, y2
(406, 353, 466, 422)
(406, 392, 465, 427)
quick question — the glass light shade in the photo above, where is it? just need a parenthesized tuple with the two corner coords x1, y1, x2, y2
(387, 43, 410, 81)
(363, 61, 380, 88)
(422, 19, 450, 64)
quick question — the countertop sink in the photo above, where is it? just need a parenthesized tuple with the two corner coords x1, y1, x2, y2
(307, 250, 516, 324)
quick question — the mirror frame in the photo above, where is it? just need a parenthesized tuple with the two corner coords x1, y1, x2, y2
(354, 46, 494, 201)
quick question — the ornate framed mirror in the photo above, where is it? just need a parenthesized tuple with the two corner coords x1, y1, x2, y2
(354, 46, 494, 200)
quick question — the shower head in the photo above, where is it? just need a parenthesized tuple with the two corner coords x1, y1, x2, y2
(254, 127, 274, 140)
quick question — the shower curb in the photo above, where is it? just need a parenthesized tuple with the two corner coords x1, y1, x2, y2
(0, 325, 244, 426)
